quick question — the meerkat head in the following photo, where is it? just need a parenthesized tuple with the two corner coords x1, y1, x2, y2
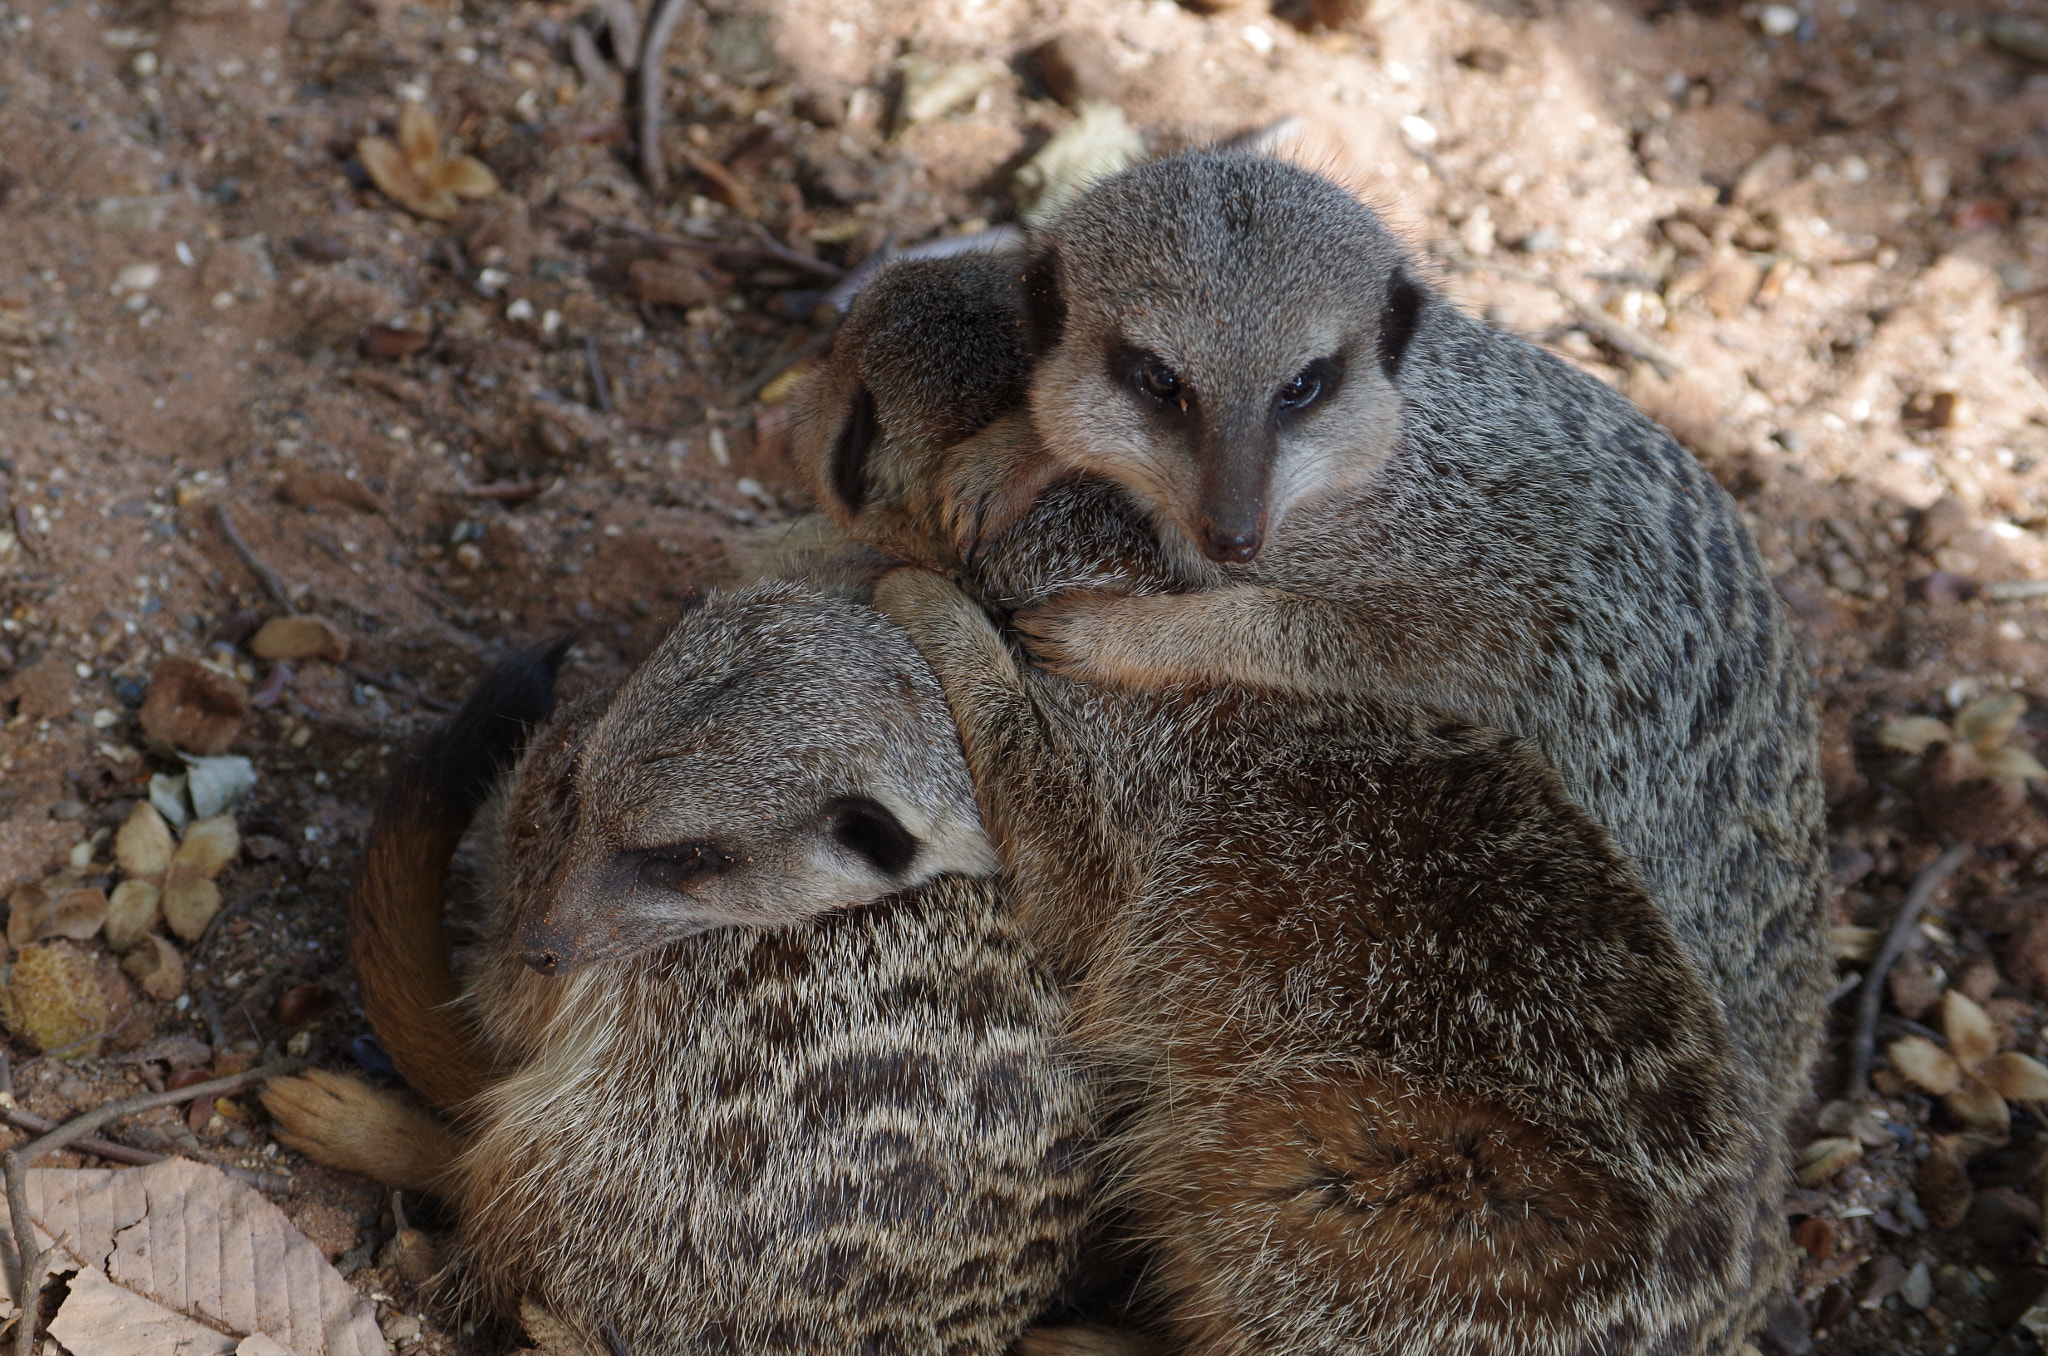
(1024, 152, 1429, 564)
(512, 581, 996, 975)
(793, 253, 1032, 532)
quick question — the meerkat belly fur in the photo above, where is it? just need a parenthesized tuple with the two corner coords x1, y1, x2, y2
(843, 153, 1827, 1131)
(795, 256, 1794, 1354)
(264, 582, 1093, 1355)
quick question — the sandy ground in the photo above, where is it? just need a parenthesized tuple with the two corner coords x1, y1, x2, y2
(3, 0, 2048, 1350)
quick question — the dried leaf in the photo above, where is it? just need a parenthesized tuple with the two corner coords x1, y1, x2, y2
(1797, 1135, 1863, 1186)
(105, 879, 163, 951)
(1944, 1079, 2012, 1132)
(114, 800, 176, 879)
(119, 934, 185, 1002)
(1830, 924, 1879, 961)
(1981, 1051, 2048, 1103)
(1955, 692, 2026, 752)
(49, 1266, 236, 1355)
(5, 1158, 385, 1355)
(172, 815, 241, 880)
(397, 99, 437, 166)
(1888, 1034, 1963, 1095)
(358, 104, 499, 222)
(249, 615, 350, 664)
(1816, 1098, 1894, 1147)
(1942, 989, 2000, 1072)
(46, 887, 109, 941)
(1879, 715, 1952, 754)
(162, 876, 221, 943)
(6, 883, 51, 950)
(1981, 745, 2048, 781)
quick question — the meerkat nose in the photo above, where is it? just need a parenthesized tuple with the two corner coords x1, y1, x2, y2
(1200, 524, 1264, 563)
(522, 948, 562, 975)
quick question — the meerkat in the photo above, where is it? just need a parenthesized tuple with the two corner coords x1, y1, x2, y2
(263, 581, 1094, 1355)
(800, 164, 1829, 1142)
(790, 257, 1797, 1354)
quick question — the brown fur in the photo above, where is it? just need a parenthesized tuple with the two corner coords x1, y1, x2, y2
(265, 583, 1094, 1354)
(790, 247, 1810, 1352)
(799, 156, 1829, 1147)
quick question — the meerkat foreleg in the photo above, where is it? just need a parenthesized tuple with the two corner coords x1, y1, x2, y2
(1010, 585, 1364, 695)
(261, 1067, 463, 1196)
(872, 566, 1125, 967)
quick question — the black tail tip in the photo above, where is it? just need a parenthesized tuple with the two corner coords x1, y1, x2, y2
(401, 635, 576, 818)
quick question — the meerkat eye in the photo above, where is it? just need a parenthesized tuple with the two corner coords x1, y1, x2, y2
(1277, 369, 1321, 409)
(1134, 358, 1183, 402)
(634, 845, 731, 892)
(1275, 356, 1344, 419)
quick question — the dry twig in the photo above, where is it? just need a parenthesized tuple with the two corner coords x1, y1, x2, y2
(211, 502, 296, 613)
(637, 0, 690, 192)
(1845, 843, 1972, 1099)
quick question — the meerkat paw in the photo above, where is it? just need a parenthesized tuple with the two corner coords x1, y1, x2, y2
(1011, 593, 1169, 687)
(261, 1068, 461, 1195)
(873, 567, 994, 647)
(937, 417, 1068, 565)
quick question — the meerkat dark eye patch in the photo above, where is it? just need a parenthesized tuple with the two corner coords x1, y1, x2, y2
(632, 844, 733, 893)
(1274, 356, 1344, 419)
(828, 384, 878, 515)
(1021, 247, 1066, 354)
(1110, 343, 1192, 414)
(1377, 271, 1424, 379)
(826, 796, 918, 878)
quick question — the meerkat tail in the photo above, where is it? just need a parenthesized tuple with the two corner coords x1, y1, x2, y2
(260, 1068, 462, 1194)
(350, 638, 570, 1114)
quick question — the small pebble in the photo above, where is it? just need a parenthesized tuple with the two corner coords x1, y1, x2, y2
(1398, 115, 1438, 152)
(1757, 5, 1799, 38)
(115, 262, 161, 292)
(1901, 1259, 1934, 1311)
(49, 800, 85, 822)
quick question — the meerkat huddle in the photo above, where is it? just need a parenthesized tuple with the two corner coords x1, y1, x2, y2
(264, 151, 1826, 1355)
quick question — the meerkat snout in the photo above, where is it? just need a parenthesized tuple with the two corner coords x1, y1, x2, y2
(509, 582, 998, 975)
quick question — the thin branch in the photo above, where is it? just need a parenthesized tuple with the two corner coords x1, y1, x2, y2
(211, 502, 296, 613)
(0, 1109, 160, 1167)
(585, 337, 614, 414)
(605, 223, 844, 278)
(443, 480, 547, 503)
(1845, 843, 1972, 1099)
(736, 328, 832, 403)
(637, 0, 690, 192)
(5, 1149, 64, 1356)
(13, 1061, 298, 1169)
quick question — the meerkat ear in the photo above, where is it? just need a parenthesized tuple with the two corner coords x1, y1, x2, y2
(1020, 246, 1067, 355)
(1376, 269, 1424, 380)
(826, 384, 879, 515)
(825, 796, 919, 877)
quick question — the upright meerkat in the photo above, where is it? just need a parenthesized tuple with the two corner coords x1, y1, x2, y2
(793, 257, 1798, 1355)
(264, 582, 1093, 1355)
(803, 161, 1828, 1137)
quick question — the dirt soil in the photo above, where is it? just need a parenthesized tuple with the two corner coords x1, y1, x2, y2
(2, 0, 2048, 1349)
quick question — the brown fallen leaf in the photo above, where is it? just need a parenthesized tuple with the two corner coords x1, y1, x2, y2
(115, 800, 176, 879)
(249, 614, 351, 664)
(359, 102, 498, 222)
(120, 933, 186, 1002)
(138, 655, 249, 757)
(6, 882, 51, 949)
(5, 1159, 385, 1355)
(1889, 989, 2048, 1132)
(105, 878, 163, 950)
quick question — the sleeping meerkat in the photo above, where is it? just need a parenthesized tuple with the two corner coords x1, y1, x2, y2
(263, 582, 1093, 1355)
(800, 162, 1828, 1140)
(792, 255, 1797, 1355)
